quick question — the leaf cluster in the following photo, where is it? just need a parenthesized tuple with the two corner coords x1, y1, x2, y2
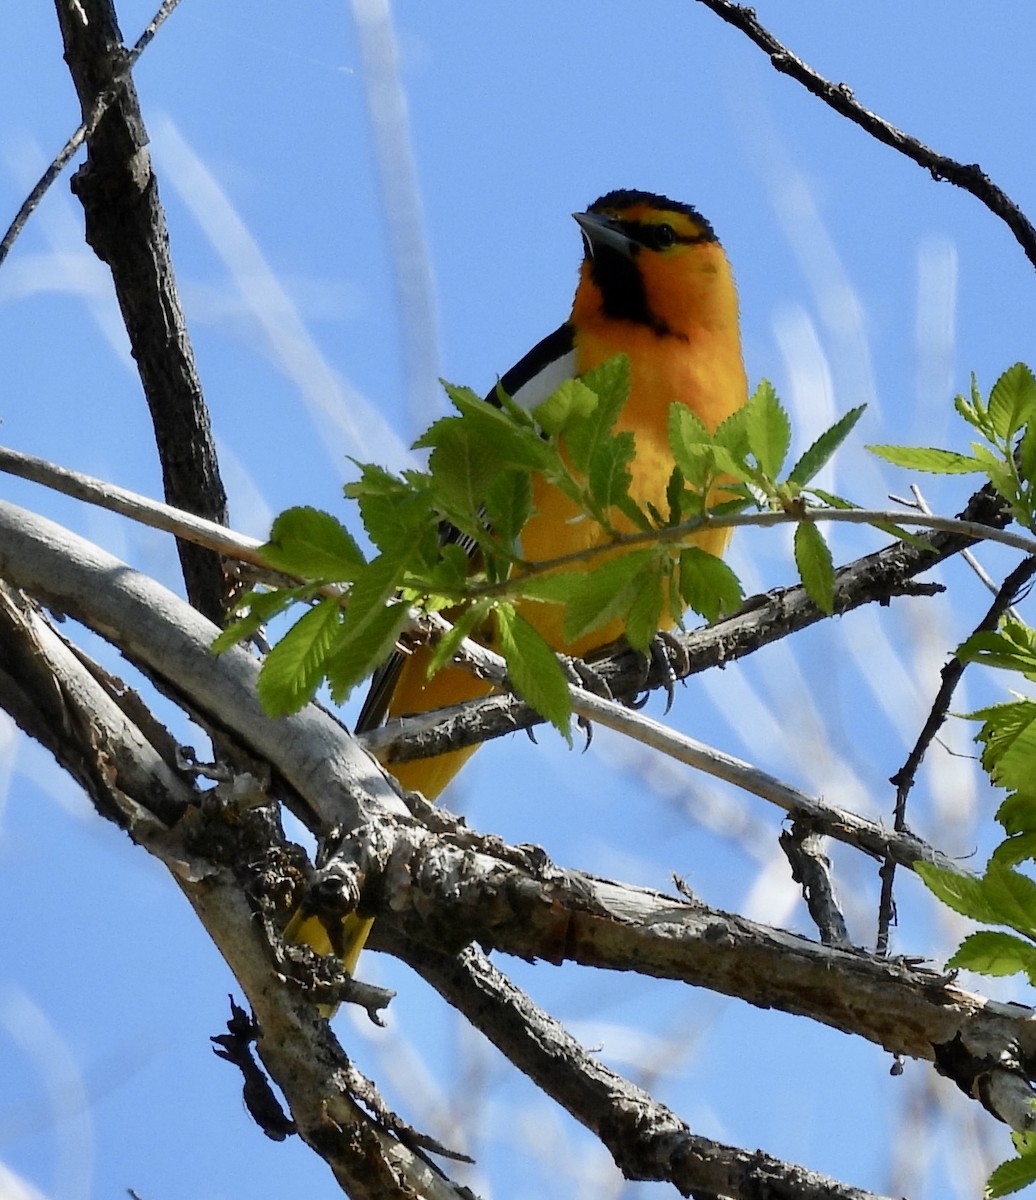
(876, 365, 1036, 1196)
(215, 357, 864, 735)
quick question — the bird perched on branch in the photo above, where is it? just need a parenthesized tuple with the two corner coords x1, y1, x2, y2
(289, 188, 749, 975)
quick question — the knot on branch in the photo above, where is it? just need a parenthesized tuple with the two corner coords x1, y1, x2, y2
(934, 1032, 1036, 1131)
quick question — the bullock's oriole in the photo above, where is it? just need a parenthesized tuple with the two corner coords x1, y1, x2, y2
(290, 189, 748, 975)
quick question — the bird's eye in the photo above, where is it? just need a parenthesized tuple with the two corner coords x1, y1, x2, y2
(653, 223, 676, 249)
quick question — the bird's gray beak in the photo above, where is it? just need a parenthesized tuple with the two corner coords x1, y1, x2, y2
(572, 210, 637, 259)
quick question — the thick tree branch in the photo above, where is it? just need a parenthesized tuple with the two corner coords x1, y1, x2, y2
(0, 569, 474, 1197)
(3, 500, 1032, 1078)
(53, 0, 229, 621)
(385, 935, 898, 1200)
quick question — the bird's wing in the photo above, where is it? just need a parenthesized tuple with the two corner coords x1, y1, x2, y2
(354, 323, 577, 734)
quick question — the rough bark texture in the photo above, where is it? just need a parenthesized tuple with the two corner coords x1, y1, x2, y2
(53, 0, 229, 622)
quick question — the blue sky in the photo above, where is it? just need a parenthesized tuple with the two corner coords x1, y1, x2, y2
(1, 3, 1035, 1198)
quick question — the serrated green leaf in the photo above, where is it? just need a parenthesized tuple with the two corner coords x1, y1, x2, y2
(261, 506, 366, 580)
(998, 793, 1036, 838)
(954, 391, 980, 431)
(347, 462, 437, 557)
(327, 599, 409, 705)
(665, 466, 686, 523)
(807, 489, 857, 510)
(668, 405, 713, 489)
(427, 421, 505, 518)
(678, 546, 744, 622)
(257, 599, 342, 716)
(947, 930, 1036, 979)
(986, 1146, 1036, 1198)
(981, 861, 1036, 939)
(1012, 1131, 1036, 1158)
(915, 861, 1005, 924)
(793, 521, 835, 614)
(533, 378, 598, 437)
(624, 571, 666, 652)
(972, 700, 1036, 795)
(866, 445, 984, 474)
(959, 623, 1036, 678)
(587, 430, 636, 517)
(788, 405, 867, 486)
(712, 405, 751, 461)
(438, 382, 551, 470)
(992, 833, 1036, 869)
(988, 362, 1036, 441)
(743, 380, 791, 480)
(486, 379, 538, 428)
(580, 355, 630, 421)
(484, 469, 533, 549)
(669, 437, 745, 494)
(564, 361, 629, 474)
(425, 600, 495, 678)
(494, 603, 572, 739)
(212, 585, 311, 653)
(421, 541, 471, 595)
(516, 550, 657, 646)
(1019, 421, 1036, 489)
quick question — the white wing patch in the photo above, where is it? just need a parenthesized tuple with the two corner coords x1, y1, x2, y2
(510, 348, 578, 412)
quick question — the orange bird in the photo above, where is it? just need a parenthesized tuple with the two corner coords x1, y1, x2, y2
(293, 189, 748, 972)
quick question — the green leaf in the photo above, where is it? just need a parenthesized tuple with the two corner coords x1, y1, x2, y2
(533, 378, 599, 437)
(257, 599, 342, 716)
(866, 445, 984, 474)
(793, 521, 835, 614)
(424, 600, 494, 679)
(1019, 420, 1036, 488)
(678, 547, 744, 622)
(494, 603, 572, 738)
(326, 598, 410, 704)
(623, 571, 666, 652)
(981, 861, 1036, 939)
(973, 700, 1036, 795)
(988, 362, 1036, 441)
(992, 833, 1036, 869)
(587, 430, 636, 517)
(915, 861, 1005, 925)
(743, 380, 791, 480)
(712, 405, 751, 461)
(427, 420, 504, 518)
(788, 405, 867, 486)
(438, 381, 551, 470)
(261, 506, 366, 580)
(998, 793, 1036, 838)
(986, 1146, 1036, 1198)
(212, 585, 310, 653)
(580, 354, 630, 424)
(564, 359, 629, 474)
(959, 622, 1036, 678)
(484, 469, 533, 550)
(947, 930, 1036, 980)
(347, 462, 437, 557)
(672, 405, 710, 456)
(515, 550, 660, 646)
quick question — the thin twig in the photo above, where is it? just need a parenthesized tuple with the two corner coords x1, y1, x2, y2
(877, 555, 1036, 954)
(0, 444, 264, 565)
(5, 440, 1033, 571)
(0, 0, 183, 270)
(907, 484, 1021, 620)
(694, 0, 1036, 271)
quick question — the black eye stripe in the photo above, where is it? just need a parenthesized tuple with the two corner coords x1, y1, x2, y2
(613, 219, 710, 250)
